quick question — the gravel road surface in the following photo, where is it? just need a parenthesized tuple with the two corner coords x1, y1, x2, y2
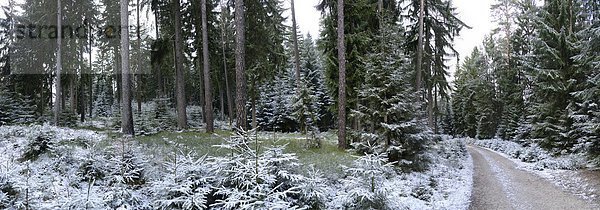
(468, 145, 597, 210)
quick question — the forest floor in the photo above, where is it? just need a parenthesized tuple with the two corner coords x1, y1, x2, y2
(468, 145, 599, 210)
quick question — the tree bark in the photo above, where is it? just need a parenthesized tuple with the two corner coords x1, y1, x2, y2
(121, 0, 134, 135)
(202, 0, 214, 133)
(337, 0, 347, 149)
(221, 2, 234, 126)
(79, 44, 85, 122)
(54, 0, 62, 126)
(136, 0, 142, 114)
(291, 0, 301, 90)
(88, 23, 93, 118)
(70, 75, 76, 112)
(234, 0, 247, 130)
(416, 0, 424, 94)
(174, 0, 188, 129)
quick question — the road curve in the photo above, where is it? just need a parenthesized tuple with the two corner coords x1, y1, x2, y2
(467, 145, 597, 210)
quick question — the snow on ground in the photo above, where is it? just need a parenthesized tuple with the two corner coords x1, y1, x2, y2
(473, 139, 600, 207)
(341, 136, 473, 210)
(0, 125, 473, 209)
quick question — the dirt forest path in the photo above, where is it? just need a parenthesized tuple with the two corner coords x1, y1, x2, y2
(467, 145, 598, 210)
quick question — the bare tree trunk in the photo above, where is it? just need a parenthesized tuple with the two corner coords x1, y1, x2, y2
(416, 0, 424, 94)
(427, 85, 434, 128)
(174, 0, 188, 129)
(291, 0, 301, 90)
(114, 47, 121, 107)
(54, 0, 62, 126)
(251, 97, 257, 129)
(136, 0, 142, 114)
(121, 0, 134, 135)
(70, 75, 76, 112)
(89, 25, 93, 118)
(434, 85, 438, 134)
(234, 0, 247, 130)
(221, 2, 234, 126)
(196, 59, 205, 119)
(154, 12, 164, 97)
(194, 0, 205, 121)
(202, 0, 214, 133)
(79, 44, 85, 122)
(337, 0, 347, 149)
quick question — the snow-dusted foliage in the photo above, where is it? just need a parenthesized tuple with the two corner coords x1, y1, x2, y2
(151, 152, 215, 209)
(92, 75, 115, 118)
(0, 125, 474, 209)
(351, 21, 433, 170)
(474, 139, 588, 170)
(333, 152, 396, 209)
(256, 35, 333, 133)
(332, 136, 472, 210)
(211, 129, 309, 209)
(0, 85, 37, 126)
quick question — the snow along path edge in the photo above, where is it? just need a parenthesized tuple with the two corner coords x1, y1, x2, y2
(470, 146, 600, 209)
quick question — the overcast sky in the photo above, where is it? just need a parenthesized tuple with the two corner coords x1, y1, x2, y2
(286, 0, 497, 82)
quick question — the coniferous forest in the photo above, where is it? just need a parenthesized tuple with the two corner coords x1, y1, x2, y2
(0, 0, 598, 209)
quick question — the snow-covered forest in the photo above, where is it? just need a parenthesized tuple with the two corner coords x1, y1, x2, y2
(0, 0, 598, 209)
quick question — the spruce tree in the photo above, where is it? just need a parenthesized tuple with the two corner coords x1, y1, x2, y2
(527, 0, 581, 151)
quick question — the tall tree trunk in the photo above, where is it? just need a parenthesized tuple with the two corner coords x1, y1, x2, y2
(88, 25, 93, 118)
(234, 0, 247, 130)
(154, 12, 164, 97)
(337, 0, 347, 149)
(194, 0, 205, 121)
(54, 0, 62, 126)
(251, 97, 257, 129)
(291, 0, 301, 90)
(197, 59, 205, 120)
(121, 0, 134, 135)
(202, 0, 214, 133)
(434, 85, 438, 134)
(427, 84, 434, 128)
(219, 82, 225, 120)
(136, 0, 142, 114)
(416, 0, 424, 94)
(79, 44, 85, 122)
(174, 0, 188, 129)
(221, 2, 234, 126)
(70, 75, 76, 112)
(114, 46, 122, 107)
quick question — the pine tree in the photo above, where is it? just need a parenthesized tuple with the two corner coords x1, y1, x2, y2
(402, 0, 468, 131)
(292, 82, 319, 135)
(0, 85, 36, 125)
(244, 0, 287, 129)
(490, 0, 524, 140)
(527, 0, 581, 151)
(452, 47, 498, 138)
(572, 0, 600, 159)
(301, 35, 333, 131)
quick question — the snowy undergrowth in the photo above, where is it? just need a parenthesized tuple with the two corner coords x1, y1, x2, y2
(473, 139, 599, 205)
(473, 139, 588, 170)
(329, 136, 473, 209)
(0, 125, 473, 209)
